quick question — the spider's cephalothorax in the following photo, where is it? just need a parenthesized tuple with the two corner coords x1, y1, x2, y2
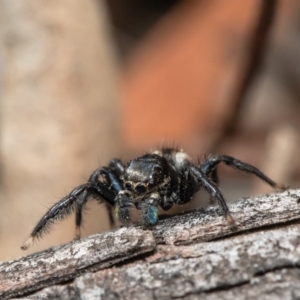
(21, 147, 287, 250)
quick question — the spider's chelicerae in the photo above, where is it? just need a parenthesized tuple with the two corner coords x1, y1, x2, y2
(21, 147, 287, 250)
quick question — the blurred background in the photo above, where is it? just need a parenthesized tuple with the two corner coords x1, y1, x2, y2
(0, 0, 299, 261)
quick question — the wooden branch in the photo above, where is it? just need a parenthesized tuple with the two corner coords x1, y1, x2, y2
(0, 228, 155, 298)
(1, 189, 300, 299)
(153, 189, 300, 245)
(68, 224, 300, 300)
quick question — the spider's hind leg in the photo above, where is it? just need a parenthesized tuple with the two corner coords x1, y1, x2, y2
(200, 155, 287, 190)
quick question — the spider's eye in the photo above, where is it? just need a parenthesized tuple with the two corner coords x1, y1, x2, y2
(125, 182, 133, 191)
(135, 184, 147, 194)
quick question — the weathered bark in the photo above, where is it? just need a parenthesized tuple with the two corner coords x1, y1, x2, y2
(1, 189, 300, 299)
(71, 225, 300, 300)
(0, 228, 155, 298)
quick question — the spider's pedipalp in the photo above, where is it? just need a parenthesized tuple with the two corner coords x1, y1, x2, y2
(138, 193, 161, 227)
(114, 191, 135, 224)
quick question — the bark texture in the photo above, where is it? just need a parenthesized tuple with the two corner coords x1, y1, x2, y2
(1, 189, 300, 299)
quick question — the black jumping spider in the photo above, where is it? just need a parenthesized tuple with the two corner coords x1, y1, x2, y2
(21, 147, 287, 250)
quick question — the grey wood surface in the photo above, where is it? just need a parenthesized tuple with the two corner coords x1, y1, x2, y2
(1, 189, 300, 299)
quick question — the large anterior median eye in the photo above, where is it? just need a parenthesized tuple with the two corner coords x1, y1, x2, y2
(135, 184, 147, 194)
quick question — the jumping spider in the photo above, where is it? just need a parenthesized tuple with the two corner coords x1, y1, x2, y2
(21, 147, 287, 250)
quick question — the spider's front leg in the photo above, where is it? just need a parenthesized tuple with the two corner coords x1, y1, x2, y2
(74, 164, 124, 239)
(189, 166, 235, 225)
(21, 181, 116, 250)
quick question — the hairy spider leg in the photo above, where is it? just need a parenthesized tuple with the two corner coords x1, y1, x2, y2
(170, 169, 198, 206)
(74, 165, 124, 239)
(189, 166, 234, 224)
(206, 167, 219, 204)
(107, 159, 126, 221)
(21, 180, 116, 250)
(108, 158, 125, 175)
(88, 159, 136, 226)
(74, 190, 89, 240)
(207, 167, 219, 185)
(200, 155, 287, 190)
